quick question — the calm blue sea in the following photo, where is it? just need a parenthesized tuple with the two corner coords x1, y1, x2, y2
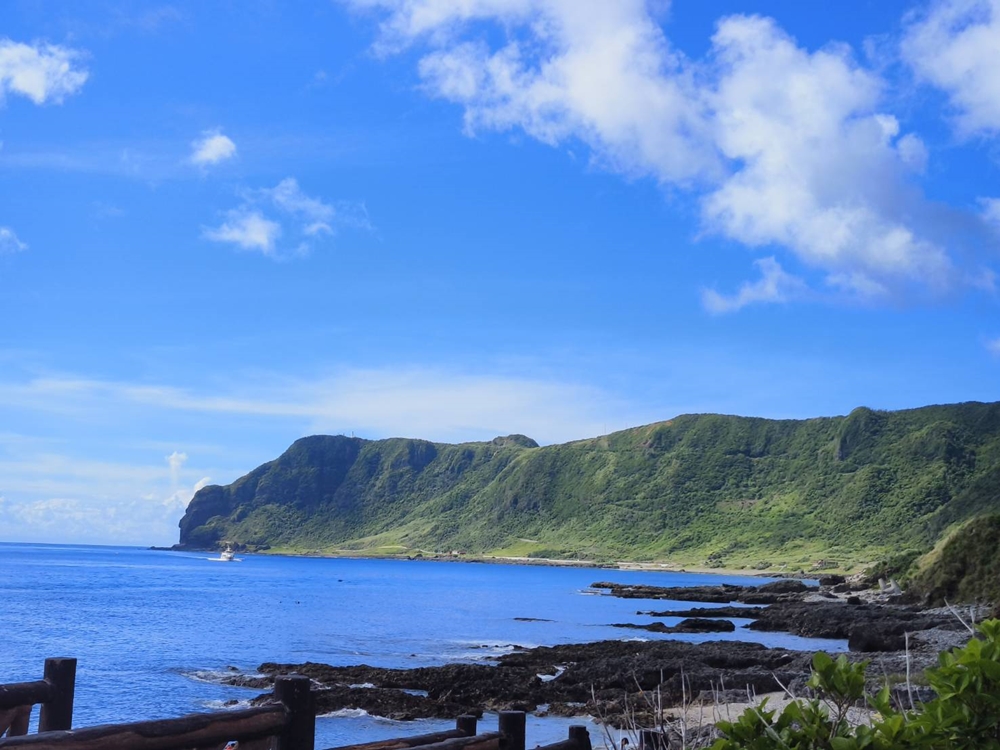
(0, 544, 844, 747)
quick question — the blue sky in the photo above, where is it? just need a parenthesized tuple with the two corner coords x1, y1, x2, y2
(2, 0, 999, 545)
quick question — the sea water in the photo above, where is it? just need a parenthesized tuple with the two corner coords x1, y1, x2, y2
(0, 544, 844, 747)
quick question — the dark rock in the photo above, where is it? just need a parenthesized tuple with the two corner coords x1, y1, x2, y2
(220, 674, 273, 689)
(849, 630, 906, 653)
(671, 618, 736, 633)
(747, 601, 955, 641)
(638, 606, 764, 619)
(254, 639, 814, 728)
(890, 684, 937, 710)
(592, 581, 807, 605)
(593, 582, 739, 603)
(758, 580, 809, 594)
(610, 618, 735, 634)
(847, 596, 862, 605)
(819, 575, 846, 586)
(253, 683, 469, 721)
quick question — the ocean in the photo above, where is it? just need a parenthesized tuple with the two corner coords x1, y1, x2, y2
(0, 544, 844, 747)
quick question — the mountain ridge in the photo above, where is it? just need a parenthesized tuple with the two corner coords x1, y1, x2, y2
(176, 400, 1000, 571)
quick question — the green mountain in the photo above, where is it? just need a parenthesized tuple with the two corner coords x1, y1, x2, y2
(176, 401, 1000, 570)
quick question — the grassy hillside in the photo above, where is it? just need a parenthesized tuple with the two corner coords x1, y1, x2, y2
(177, 401, 1000, 571)
(908, 513, 1000, 604)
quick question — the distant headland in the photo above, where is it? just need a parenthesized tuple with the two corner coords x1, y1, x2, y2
(174, 400, 1000, 602)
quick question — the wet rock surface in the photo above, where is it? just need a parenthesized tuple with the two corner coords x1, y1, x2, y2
(745, 600, 958, 642)
(637, 606, 764, 619)
(246, 640, 813, 727)
(232, 580, 972, 728)
(250, 683, 466, 720)
(600, 579, 959, 651)
(672, 618, 737, 633)
(612, 618, 736, 634)
(591, 579, 809, 605)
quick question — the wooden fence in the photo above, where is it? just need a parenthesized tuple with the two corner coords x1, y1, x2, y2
(0, 661, 592, 750)
(0, 658, 77, 736)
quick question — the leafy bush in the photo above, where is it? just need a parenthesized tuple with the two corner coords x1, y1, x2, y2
(711, 619, 1000, 749)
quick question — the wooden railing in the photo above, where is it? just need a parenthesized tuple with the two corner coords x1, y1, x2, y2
(328, 715, 485, 750)
(0, 659, 77, 737)
(0, 674, 312, 750)
(325, 711, 591, 750)
(1, 662, 592, 750)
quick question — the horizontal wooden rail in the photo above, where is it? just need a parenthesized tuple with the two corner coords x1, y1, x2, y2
(0, 683, 51, 712)
(0, 705, 287, 750)
(329, 730, 464, 750)
(404, 733, 500, 750)
(533, 726, 591, 750)
(532, 741, 574, 750)
(329, 715, 479, 750)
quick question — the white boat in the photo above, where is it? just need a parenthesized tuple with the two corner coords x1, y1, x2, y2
(209, 544, 241, 562)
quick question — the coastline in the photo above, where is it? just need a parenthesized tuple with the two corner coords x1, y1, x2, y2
(162, 545, 834, 579)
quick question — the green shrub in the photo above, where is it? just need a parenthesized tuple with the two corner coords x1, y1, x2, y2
(711, 619, 1000, 749)
(910, 514, 1000, 605)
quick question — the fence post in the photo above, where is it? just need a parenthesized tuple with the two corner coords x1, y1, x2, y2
(38, 658, 76, 732)
(456, 715, 478, 737)
(568, 726, 591, 750)
(498, 711, 525, 750)
(274, 675, 314, 750)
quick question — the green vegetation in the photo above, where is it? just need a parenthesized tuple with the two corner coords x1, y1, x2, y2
(908, 513, 1000, 605)
(177, 401, 1000, 569)
(712, 619, 1000, 749)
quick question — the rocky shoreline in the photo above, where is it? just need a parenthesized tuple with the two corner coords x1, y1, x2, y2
(218, 578, 976, 729)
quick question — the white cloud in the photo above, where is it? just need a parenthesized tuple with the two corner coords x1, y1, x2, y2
(164, 475, 211, 513)
(342, 1, 976, 306)
(902, 0, 1000, 136)
(0, 368, 635, 446)
(373, 0, 719, 184)
(203, 210, 282, 255)
(0, 226, 27, 254)
(701, 256, 807, 314)
(0, 454, 198, 545)
(0, 441, 220, 545)
(262, 178, 336, 234)
(896, 133, 929, 173)
(0, 39, 88, 105)
(981, 197, 1000, 229)
(988, 337, 1000, 356)
(704, 15, 951, 300)
(167, 450, 188, 484)
(190, 128, 237, 165)
(206, 178, 369, 258)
